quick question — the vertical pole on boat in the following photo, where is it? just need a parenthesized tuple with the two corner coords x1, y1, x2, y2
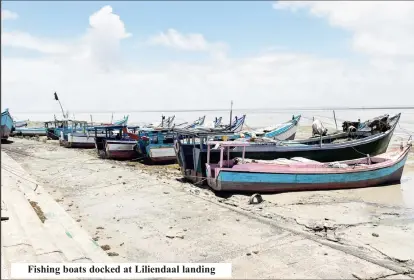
(219, 146, 224, 168)
(111, 113, 114, 124)
(227, 145, 230, 167)
(333, 110, 338, 130)
(207, 144, 210, 165)
(90, 115, 93, 125)
(54, 92, 66, 119)
(229, 100, 233, 127)
(242, 145, 246, 164)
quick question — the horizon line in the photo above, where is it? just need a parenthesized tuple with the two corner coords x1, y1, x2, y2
(10, 106, 414, 115)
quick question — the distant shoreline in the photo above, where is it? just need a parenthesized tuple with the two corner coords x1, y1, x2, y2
(11, 106, 414, 115)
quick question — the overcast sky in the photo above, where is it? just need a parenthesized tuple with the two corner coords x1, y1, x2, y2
(2, 1, 414, 115)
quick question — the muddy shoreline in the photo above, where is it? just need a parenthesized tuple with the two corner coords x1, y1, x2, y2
(1, 134, 413, 279)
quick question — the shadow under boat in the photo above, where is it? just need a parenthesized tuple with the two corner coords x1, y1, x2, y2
(173, 113, 401, 184)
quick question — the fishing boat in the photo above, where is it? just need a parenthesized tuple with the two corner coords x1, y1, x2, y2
(13, 126, 48, 137)
(220, 115, 246, 133)
(60, 120, 92, 148)
(13, 120, 28, 128)
(214, 117, 223, 128)
(1, 109, 14, 140)
(205, 139, 412, 193)
(237, 115, 301, 141)
(12, 119, 63, 139)
(136, 128, 176, 163)
(174, 113, 401, 183)
(58, 115, 130, 148)
(137, 116, 210, 163)
(94, 125, 138, 160)
(100, 115, 129, 126)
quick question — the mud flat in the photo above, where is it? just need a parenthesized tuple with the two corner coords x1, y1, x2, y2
(1, 136, 413, 279)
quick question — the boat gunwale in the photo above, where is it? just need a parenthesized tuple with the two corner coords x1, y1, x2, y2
(201, 113, 401, 152)
(209, 144, 411, 176)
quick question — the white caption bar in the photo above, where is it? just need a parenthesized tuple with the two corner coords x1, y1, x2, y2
(11, 263, 232, 279)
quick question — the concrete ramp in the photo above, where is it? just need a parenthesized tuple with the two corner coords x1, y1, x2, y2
(1, 151, 112, 278)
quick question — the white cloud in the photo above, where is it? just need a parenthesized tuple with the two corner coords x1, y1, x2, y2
(147, 28, 228, 58)
(1, 3, 414, 123)
(273, 1, 414, 58)
(1, 9, 18, 21)
(1, 31, 72, 54)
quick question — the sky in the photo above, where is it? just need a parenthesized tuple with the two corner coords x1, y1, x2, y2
(2, 1, 414, 117)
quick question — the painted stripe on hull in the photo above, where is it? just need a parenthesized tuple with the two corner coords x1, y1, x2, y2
(106, 142, 136, 151)
(148, 147, 176, 158)
(216, 166, 404, 193)
(106, 150, 138, 160)
(219, 155, 407, 184)
(104, 141, 138, 160)
(68, 134, 96, 146)
(69, 143, 96, 149)
(273, 126, 297, 141)
(214, 154, 408, 192)
(71, 135, 95, 142)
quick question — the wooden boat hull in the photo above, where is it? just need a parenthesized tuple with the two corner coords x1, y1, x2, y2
(1, 109, 14, 140)
(13, 128, 47, 137)
(209, 160, 405, 193)
(65, 133, 97, 149)
(176, 114, 400, 183)
(207, 145, 410, 193)
(241, 115, 301, 141)
(97, 140, 138, 160)
(1, 125, 12, 139)
(13, 120, 27, 128)
(146, 145, 176, 163)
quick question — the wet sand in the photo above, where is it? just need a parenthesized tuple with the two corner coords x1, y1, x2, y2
(1, 131, 413, 279)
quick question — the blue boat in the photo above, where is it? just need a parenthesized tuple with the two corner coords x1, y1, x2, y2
(180, 116, 206, 129)
(13, 120, 28, 128)
(238, 115, 301, 141)
(1, 109, 14, 140)
(13, 120, 59, 138)
(137, 116, 208, 163)
(94, 125, 138, 160)
(205, 140, 412, 193)
(58, 115, 130, 146)
(137, 128, 176, 163)
(214, 117, 223, 128)
(59, 120, 91, 147)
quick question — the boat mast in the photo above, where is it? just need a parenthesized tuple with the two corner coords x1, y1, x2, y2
(54, 92, 66, 119)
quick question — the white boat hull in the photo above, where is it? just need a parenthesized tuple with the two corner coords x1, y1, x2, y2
(100, 140, 138, 160)
(148, 146, 176, 162)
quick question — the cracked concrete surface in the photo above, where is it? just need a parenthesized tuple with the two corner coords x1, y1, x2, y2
(1, 136, 413, 279)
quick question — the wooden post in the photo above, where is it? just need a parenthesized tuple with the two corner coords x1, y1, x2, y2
(219, 146, 224, 168)
(227, 145, 230, 167)
(207, 144, 210, 165)
(333, 110, 338, 130)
